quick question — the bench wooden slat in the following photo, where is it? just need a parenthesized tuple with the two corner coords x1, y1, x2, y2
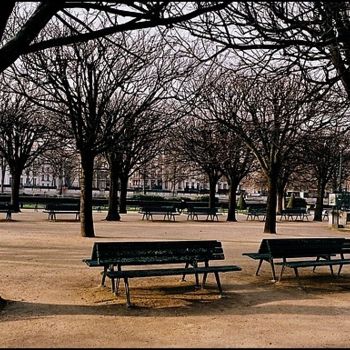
(276, 259, 350, 268)
(106, 265, 241, 279)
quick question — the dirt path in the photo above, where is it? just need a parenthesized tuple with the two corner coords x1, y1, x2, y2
(1, 209, 350, 348)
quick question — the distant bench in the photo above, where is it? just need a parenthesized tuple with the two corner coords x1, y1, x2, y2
(0, 202, 16, 220)
(243, 237, 350, 287)
(138, 205, 180, 221)
(246, 207, 266, 221)
(43, 203, 80, 221)
(186, 207, 222, 221)
(83, 240, 241, 307)
(279, 207, 310, 221)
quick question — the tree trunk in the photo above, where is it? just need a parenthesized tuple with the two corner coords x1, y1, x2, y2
(264, 171, 278, 234)
(1, 158, 5, 194)
(227, 179, 239, 222)
(314, 181, 326, 221)
(106, 159, 120, 221)
(10, 166, 21, 212)
(119, 174, 128, 214)
(276, 183, 285, 214)
(209, 177, 217, 209)
(80, 155, 95, 237)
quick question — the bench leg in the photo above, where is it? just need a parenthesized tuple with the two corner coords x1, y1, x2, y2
(269, 258, 277, 281)
(101, 266, 108, 287)
(181, 262, 189, 281)
(214, 272, 223, 295)
(313, 256, 320, 272)
(278, 264, 286, 282)
(123, 278, 132, 307)
(202, 261, 209, 288)
(114, 265, 122, 295)
(338, 264, 344, 276)
(293, 267, 303, 288)
(255, 259, 264, 276)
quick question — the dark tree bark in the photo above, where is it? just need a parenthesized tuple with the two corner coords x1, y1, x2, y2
(119, 174, 128, 214)
(208, 174, 220, 209)
(227, 179, 239, 222)
(105, 154, 121, 221)
(9, 165, 21, 212)
(315, 181, 327, 222)
(264, 168, 279, 234)
(80, 154, 95, 237)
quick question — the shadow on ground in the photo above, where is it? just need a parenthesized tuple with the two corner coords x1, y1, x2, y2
(2, 274, 350, 321)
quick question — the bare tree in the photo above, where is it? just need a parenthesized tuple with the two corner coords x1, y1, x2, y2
(217, 125, 255, 222)
(202, 68, 342, 233)
(181, 3, 350, 98)
(0, 1, 231, 74)
(172, 119, 224, 209)
(0, 92, 53, 211)
(302, 126, 350, 221)
(12, 33, 162, 237)
(41, 146, 79, 195)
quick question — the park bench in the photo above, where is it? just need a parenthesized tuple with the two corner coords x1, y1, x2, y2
(0, 202, 16, 220)
(242, 238, 350, 287)
(43, 203, 80, 221)
(138, 205, 180, 221)
(186, 206, 222, 221)
(279, 207, 310, 221)
(82, 240, 242, 307)
(246, 207, 267, 221)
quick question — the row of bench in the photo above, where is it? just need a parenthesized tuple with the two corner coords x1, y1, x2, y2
(246, 207, 322, 221)
(139, 206, 222, 222)
(83, 237, 350, 307)
(0, 203, 331, 223)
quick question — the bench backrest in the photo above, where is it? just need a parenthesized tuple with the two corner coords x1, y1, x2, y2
(89, 240, 225, 266)
(282, 207, 307, 214)
(141, 205, 176, 213)
(140, 201, 183, 211)
(258, 238, 346, 258)
(247, 207, 266, 214)
(45, 203, 80, 211)
(341, 239, 350, 254)
(188, 207, 218, 214)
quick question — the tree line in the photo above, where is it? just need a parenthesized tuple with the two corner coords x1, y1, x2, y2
(1, 1, 350, 239)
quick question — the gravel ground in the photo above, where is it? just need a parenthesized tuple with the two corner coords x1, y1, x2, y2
(1, 209, 350, 348)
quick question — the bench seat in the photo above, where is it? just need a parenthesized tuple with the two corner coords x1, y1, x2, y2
(276, 258, 350, 269)
(106, 265, 241, 279)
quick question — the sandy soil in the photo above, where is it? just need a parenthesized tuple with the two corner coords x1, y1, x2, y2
(1, 209, 350, 348)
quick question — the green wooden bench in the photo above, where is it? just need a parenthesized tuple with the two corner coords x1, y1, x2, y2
(186, 207, 222, 221)
(279, 207, 310, 221)
(243, 238, 350, 286)
(0, 202, 16, 220)
(83, 240, 241, 307)
(138, 205, 180, 221)
(43, 203, 80, 221)
(246, 207, 267, 221)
